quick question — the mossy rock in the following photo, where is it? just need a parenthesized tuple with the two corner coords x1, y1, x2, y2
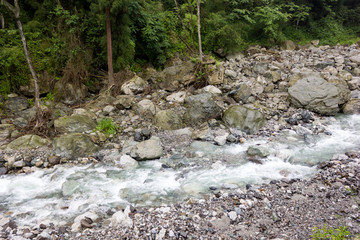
(6, 135, 51, 150)
(54, 114, 96, 133)
(154, 110, 185, 130)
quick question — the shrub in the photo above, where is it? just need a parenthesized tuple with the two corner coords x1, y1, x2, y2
(95, 118, 119, 137)
(311, 224, 351, 240)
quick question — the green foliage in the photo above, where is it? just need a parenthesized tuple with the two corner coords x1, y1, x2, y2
(311, 224, 351, 240)
(42, 92, 54, 102)
(95, 118, 119, 137)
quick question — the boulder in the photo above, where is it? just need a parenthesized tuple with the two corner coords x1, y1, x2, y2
(114, 95, 137, 109)
(350, 54, 360, 65)
(135, 99, 157, 118)
(288, 76, 343, 115)
(6, 135, 51, 150)
(157, 61, 195, 91)
(54, 82, 87, 105)
(154, 110, 184, 130)
(343, 99, 360, 114)
(54, 115, 96, 133)
(232, 84, 252, 103)
(53, 133, 99, 159)
(327, 78, 350, 105)
(247, 145, 270, 158)
(280, 40, 296, 51)
(0, 124, 14, 143)
(130, 137, 163, 160)
(3, 95, 29, 113)
(72, 108, 97, 120)
(111, 206, 133, 227)
(121, 75, 148, 95)
(117, 155, 138, 169)
(208, 65, 224, 85)
(166, 91, 187, 103)
(222, 106, 266, 134)
(183, 93, 222, 126)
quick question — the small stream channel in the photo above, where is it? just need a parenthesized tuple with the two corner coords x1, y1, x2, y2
(1, 114, 360, 227)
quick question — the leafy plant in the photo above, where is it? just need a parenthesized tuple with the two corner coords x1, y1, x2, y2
(311, 224, 351, 240)
(95, 118, 119, 137)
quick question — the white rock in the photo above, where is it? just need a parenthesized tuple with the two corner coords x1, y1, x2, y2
(350, 54, 360, 64)
(71, 211, 99, 232)
(103, 105, 116, 114)
(214, 135, 227, 146)
(111, 207, 133, 227)
(156, 228, 167, 240)
(202, 85, 222, 95)
(166, 91, 187, 103)
(136, 99, 157, 117)
(228, 211, 237, 221)
(117, 155, 138, 169)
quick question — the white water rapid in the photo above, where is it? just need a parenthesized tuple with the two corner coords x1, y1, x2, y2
(1, 114, 360, 227)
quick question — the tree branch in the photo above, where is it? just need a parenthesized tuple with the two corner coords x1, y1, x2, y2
(1, 0, 16, 15)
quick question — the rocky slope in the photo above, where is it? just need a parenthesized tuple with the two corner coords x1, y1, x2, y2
(1, 42, 360, 239)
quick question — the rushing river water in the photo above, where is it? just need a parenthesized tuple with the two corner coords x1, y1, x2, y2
(1, 114, 360, 227)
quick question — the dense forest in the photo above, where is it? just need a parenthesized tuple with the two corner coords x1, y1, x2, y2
(0, 0, 360, 97)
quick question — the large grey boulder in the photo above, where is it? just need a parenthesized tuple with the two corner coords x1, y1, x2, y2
(4, 95, 29, 113)
(157, 61, 195, 91)
(154, 110, 184, 130)
(54, 114, 96, 133)
(53, 133, 99, 158)
(288, 76, 344, 115)
(6, 135, 51, 150)
(130, 137, 163, 160)
(121, 75, 148, 95)
(222, 106, 266, 134)
(247, 145, 270, 158)
(183, 93, 222, 126)
(232, 84, 252, 103)
(54, 82, 87, 105)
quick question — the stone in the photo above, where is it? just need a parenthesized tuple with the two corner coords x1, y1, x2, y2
(348, 77, 360, 90)
(201, 85, 222, 95)
(166, 91, 187, 103)
(253, 62, 268, 75)
(53, 133, 99, 159)
(4, 96, 29, 113)
(130, 137, 163, 160)
(136, 99, 157, 118)
(183, 93, 222, 126)
(103, 105, 116, 114)
(54, 82, 87, 105)
(228, 211, 237, 221)
(232, 84, 252, 103)
(72, 108, 97, 120)
(343, 99, 360, 114)
(350, 54, 360, 65)
(117, 155, 138, 169)
(48, 155, 60, 165)
(154, 110, 184, 130)
(0, 167, 7, 175)
(114, 95, 136, 109)
(6, 135, 51, 150)
(247, 145, 270, 158)
(214, 135, 227, 146)
(121, 75, 148, 95)
(208, 65, 224, 85)
(13, 160, 25, 168)
(223, 106, 266, 134)
(210, 215, 231, 230)
(157, 61, 195, 91)
(288, 76, 342, 115)
(111, 206, 133, 227)
(0, 124, 14, 143)
(280, 40, 296, 51)
(71, 211, 99, 232)
(225, 69, 237, 79)
(54, 114, 96, 133)
(13, 117, 27, 128)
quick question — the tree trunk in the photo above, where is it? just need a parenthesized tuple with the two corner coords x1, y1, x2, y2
(2, 0, 41, 126)
(197, 0, 203, 62)
(0, 13, 4, 29)
(16, 18, 41, 125)
(106, 7, 114, 87)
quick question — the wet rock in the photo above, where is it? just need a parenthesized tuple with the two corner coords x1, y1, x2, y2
(222, 106, 266, 134)
(121, 75, 148, 95)
(130, 137, 163, 160)
(117, 155, 138, 169)
(343, 99, 360, 114)
(54, 115, 96, 134)
(288, 76, 343, 115)
(154, 110, 184, 130)
(6, 135, 51, 150)
(0, 167, 7, 175)
(53, 133, 99, 159)
(247, 145, 270, 158)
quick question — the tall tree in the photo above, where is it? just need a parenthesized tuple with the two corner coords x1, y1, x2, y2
(105, 7, 114, 86)
(1, 0, 41, 126)
(197, 0, 202, 62)
(0, 13, 4, 29)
